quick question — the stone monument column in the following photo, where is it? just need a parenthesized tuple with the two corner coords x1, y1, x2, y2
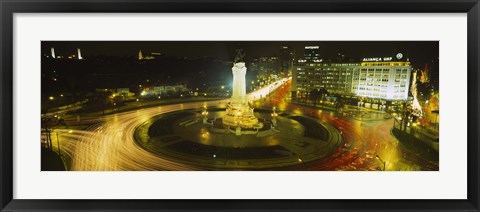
(231, 62, 247, 106)
(221, 50, 263, 132)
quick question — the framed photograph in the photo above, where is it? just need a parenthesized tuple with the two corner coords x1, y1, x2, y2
(1, 0, 479, 211)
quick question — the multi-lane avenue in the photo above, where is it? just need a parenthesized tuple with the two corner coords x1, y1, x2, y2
(50, 79, 438, 171)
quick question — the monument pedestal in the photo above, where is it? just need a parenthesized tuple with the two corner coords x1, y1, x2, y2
(222, 62, 263, 132)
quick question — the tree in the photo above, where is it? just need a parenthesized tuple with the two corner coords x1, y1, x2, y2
(335, 95, 344, 108)
(85, 90, 113, 115)
(400, 103, 413, 131)
(319, 88, 329, 100)
(309, 89, 321, 106)
(41, 115, 67, 151)
(113, 95, 125, 110)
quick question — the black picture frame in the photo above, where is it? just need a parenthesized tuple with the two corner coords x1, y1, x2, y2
(1, 0, 479, 211)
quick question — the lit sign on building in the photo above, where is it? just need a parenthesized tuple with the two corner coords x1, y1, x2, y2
(362, 53, 404, 62)
(305, 46, 319, 49)
(362, 57, 393, 62)
(396, 53, 403, 59)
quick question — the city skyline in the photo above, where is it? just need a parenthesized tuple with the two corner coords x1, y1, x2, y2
(42, 41, 438, 68)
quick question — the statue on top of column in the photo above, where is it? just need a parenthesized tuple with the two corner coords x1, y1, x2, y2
(234, 49, 245, 64)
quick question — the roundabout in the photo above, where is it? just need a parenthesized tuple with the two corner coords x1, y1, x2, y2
(134, 107, 344, 170)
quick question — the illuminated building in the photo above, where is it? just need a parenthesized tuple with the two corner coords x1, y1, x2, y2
(77, 48, 83, 60)
(250, 47, 294, 87)
(153, 85, 188, 95)
(280, 46, 295, 75)
(304, 46, 320, 61)
(138, 50, 155, 60)
(51, 47, 56, 58)
(257, 57, 280, 85)
(96, 88, 135, 98)
(292, 49, 412, 107)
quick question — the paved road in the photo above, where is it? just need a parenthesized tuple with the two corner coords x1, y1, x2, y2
(51, 79, 290, 171)
(257, 81, 439, 171)
(55, 101, 232, 170)
(51, 78, 438, 171)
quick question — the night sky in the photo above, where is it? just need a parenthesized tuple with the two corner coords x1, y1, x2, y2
(42, 41, 438, 68)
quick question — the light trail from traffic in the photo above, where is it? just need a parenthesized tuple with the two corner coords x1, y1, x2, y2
(51, 78, 437, 171)
(53, 79, 291, 171)
(54, 101, 229, 170)
(257, 80, 438, 171)
(247, 77, 291, 101)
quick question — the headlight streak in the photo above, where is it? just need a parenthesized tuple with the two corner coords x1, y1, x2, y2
(56, 101, 229, 171)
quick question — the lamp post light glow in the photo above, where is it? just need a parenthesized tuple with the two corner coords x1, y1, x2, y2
(56, 130, 73, 156)
(271, 106, 278, 127)
(202, 106, 209, 124)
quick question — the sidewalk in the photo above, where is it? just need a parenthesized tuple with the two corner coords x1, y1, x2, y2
(391, 128, 439, 163)
(67, 97, 224, 117)
(288, 100, 338, 112)
(339, 106, 392, 121)
(41, 147, 66, 171)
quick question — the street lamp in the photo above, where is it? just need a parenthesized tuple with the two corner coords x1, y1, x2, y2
(201, 106, 209, 124)
(376, 155, 386, 171)
(271, 106, 278, 127)
(56, 130, 73, 156)
(432, 110, 439, 131)
(298, 158, 307, 169)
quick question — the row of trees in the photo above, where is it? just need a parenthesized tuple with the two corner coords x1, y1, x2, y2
(83, 91, 125, 115)
(308, 88, 330, 106)
(41, 115, 66, 151)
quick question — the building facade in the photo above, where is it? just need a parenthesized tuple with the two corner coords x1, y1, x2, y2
(292, 53, 412, 107)
(304, 46, 321, 61)
(280, 46, 295, 75)
(255, 56, 280, 86)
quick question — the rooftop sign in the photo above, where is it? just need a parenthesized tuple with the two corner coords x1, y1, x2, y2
(362, 57, 393, 62)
